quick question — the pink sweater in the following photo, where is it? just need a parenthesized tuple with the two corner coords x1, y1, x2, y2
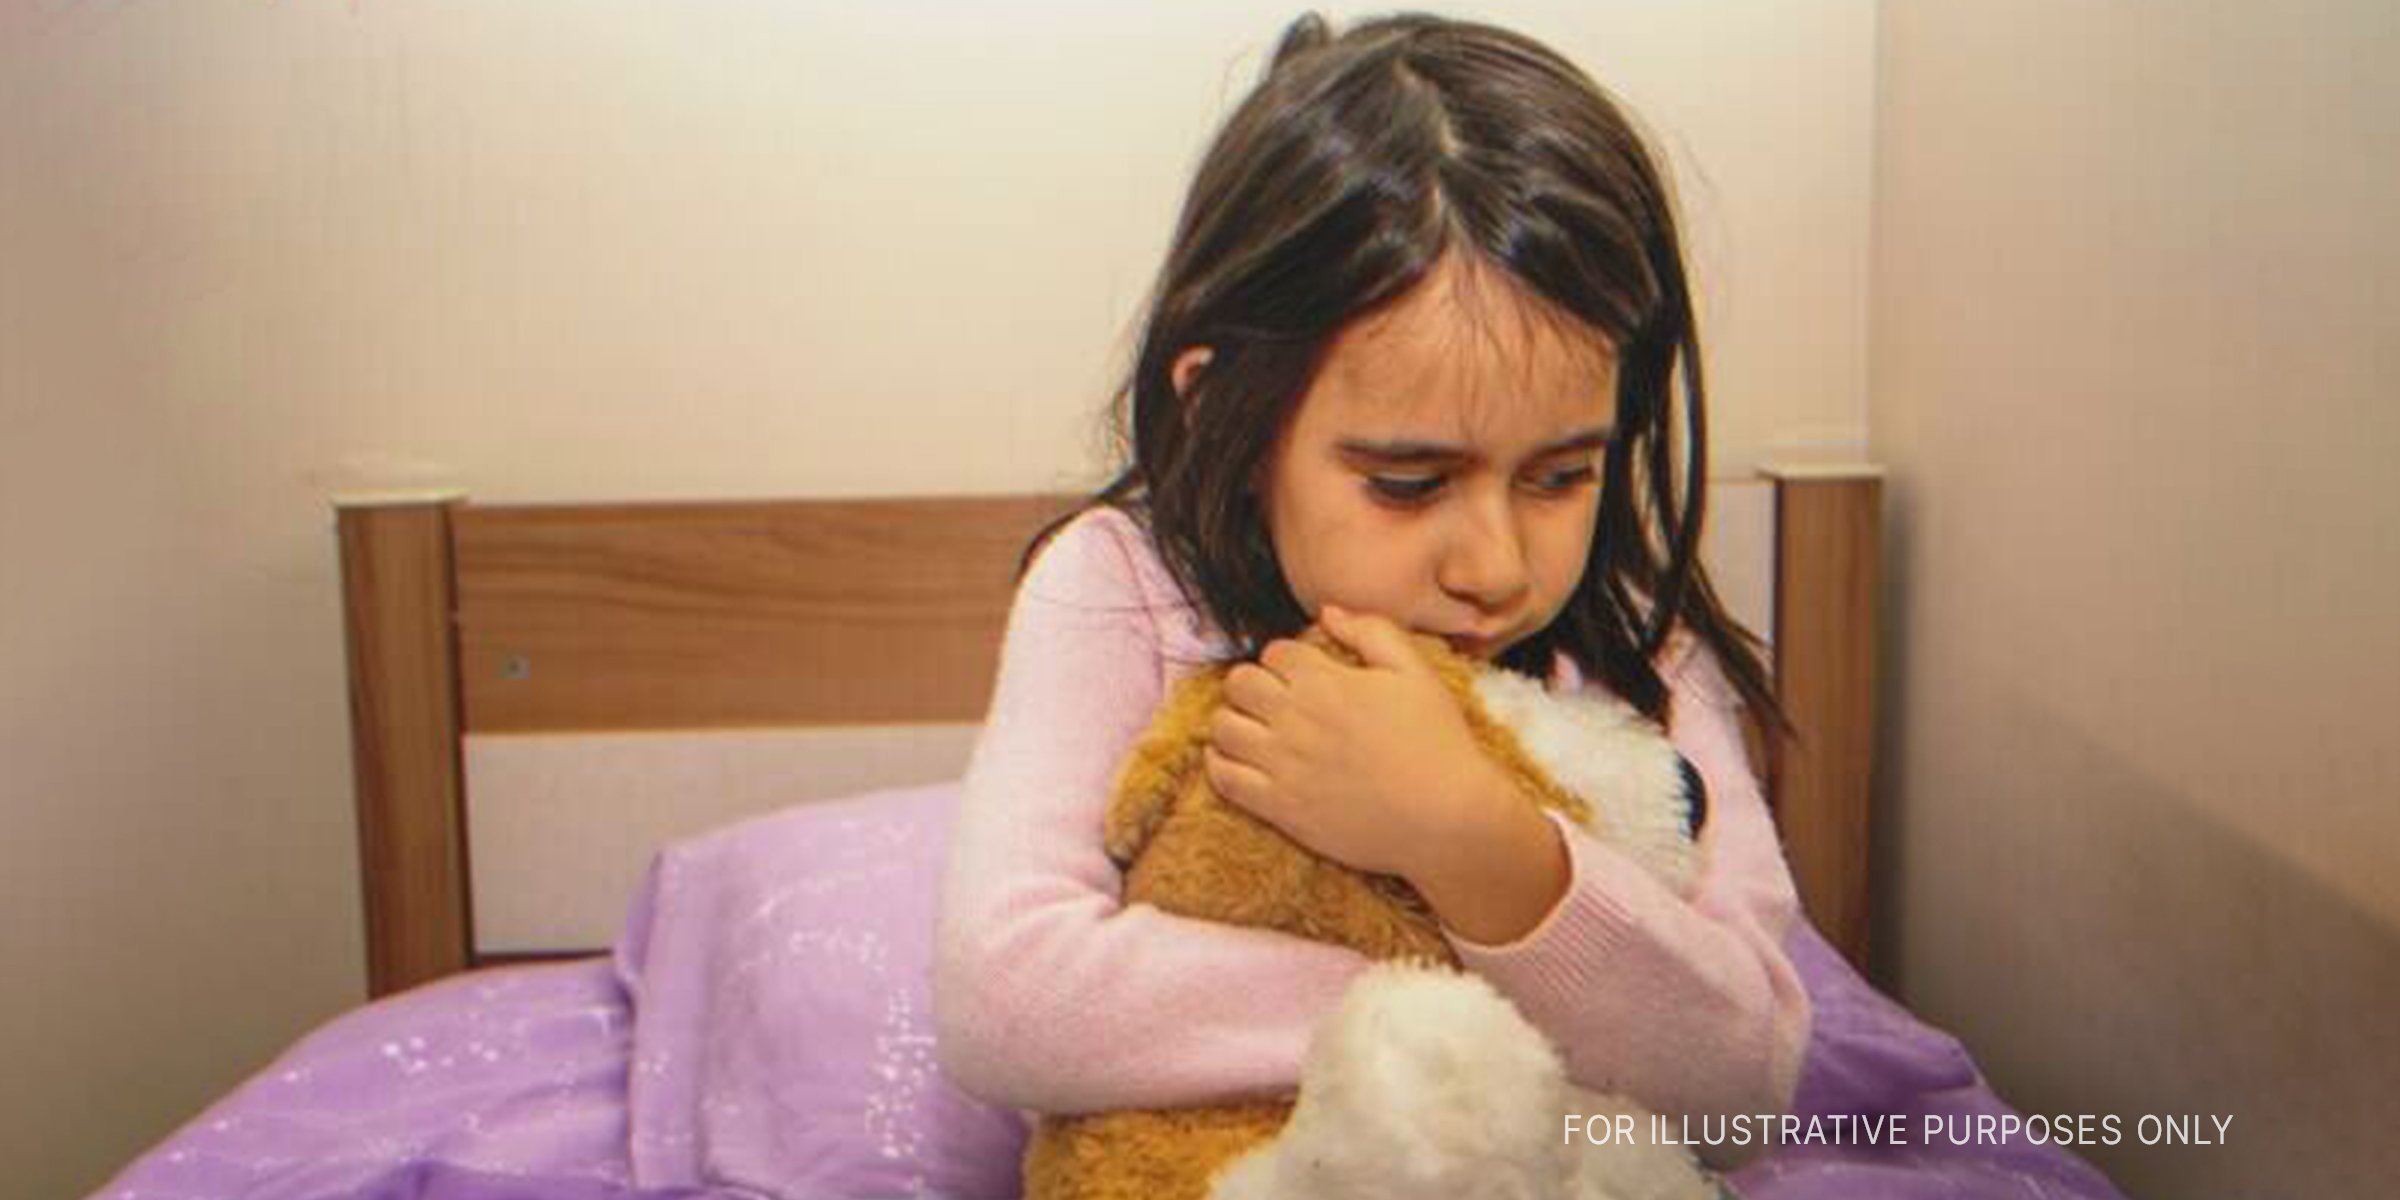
(932, 506, 1812, 1164)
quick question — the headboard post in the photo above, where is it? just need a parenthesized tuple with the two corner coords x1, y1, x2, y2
(1763, 465, 1884, 971)
(335, 491, 473, 998)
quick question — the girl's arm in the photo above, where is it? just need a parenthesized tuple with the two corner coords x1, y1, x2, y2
(1442, 638, 1814, 1171)
(931, 507, 1373, 1113)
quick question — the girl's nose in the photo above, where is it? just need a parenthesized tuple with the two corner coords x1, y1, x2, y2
(1437, 501, 1533, 613)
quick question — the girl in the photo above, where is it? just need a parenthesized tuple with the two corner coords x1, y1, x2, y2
(933, 11, 1810, 1170)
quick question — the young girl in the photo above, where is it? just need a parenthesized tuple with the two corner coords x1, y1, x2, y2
(933, 11, 1810, 1170)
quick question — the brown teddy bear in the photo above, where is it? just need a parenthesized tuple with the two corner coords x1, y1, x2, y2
(1020, 628, 1717, 1200)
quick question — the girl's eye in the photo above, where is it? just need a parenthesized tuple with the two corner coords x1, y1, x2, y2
(1366, 474, 1446, 503)
(1528, 463, 1599, 494)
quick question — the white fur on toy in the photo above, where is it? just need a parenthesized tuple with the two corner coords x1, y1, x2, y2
(1210, 670, 1718, 1200)
(1471, 670, 1702, 895)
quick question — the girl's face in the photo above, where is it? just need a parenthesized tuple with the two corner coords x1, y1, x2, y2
(1256, 255, 1617, 662)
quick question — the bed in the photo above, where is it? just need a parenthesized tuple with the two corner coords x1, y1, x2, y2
(94, 472, 2127, 1200)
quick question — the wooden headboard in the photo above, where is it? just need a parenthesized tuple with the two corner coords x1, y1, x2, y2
(334, 471, 1880, 998)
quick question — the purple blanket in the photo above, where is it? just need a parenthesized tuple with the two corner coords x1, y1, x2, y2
(96, 783, 2123, 1200)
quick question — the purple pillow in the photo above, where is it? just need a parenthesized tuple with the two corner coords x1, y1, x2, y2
(615, 781, 1026, 1199)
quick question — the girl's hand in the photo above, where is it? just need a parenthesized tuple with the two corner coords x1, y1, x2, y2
(1201, 604, 1518, 882)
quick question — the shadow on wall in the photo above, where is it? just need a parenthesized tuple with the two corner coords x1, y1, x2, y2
(1867, 469, 1915, 996)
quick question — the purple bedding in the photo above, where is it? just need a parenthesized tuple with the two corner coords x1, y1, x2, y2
(96, 782, 2123, 1200)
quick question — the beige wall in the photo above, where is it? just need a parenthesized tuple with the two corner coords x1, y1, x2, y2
(1869, 1, 2399, 1195)
(0, 3, 1873, 1194)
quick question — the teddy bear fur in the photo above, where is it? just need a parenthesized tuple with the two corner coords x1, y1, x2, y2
(1209, 962, 1713, 1200)
(1018, 628, 1716, 1200)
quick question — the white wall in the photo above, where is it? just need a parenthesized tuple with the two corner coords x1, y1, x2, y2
(0, 3, 1875, 1194)
(1869, 1, 2400, 1194)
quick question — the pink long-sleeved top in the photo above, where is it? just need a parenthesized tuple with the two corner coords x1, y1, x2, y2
(932, 506, 1812, 1164)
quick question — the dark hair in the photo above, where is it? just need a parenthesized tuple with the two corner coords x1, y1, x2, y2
(1027, 11, 1785, 734)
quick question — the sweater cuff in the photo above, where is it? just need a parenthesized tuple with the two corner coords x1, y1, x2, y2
(1443, 808, 1641, 995)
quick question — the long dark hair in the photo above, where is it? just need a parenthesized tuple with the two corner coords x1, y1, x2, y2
(1026, 11, 1785, 733)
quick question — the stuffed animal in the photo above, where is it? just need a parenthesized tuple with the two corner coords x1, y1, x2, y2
(1020, 628, 1722, 1200)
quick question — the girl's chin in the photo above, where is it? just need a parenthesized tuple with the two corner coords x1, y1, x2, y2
(1437, 633, 1502, 661)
